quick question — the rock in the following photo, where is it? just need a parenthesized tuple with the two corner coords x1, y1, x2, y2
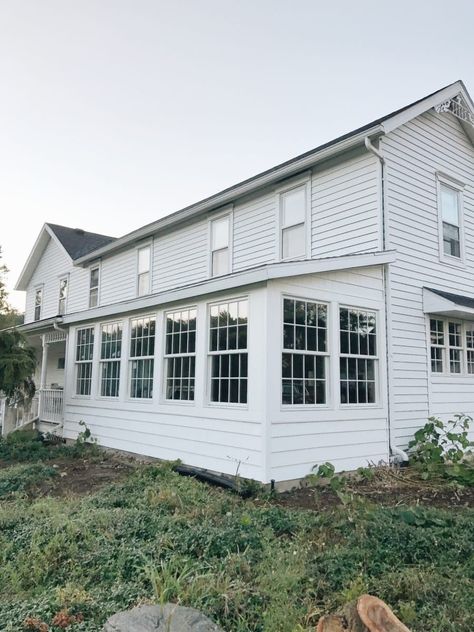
(102, 604, 224, 632)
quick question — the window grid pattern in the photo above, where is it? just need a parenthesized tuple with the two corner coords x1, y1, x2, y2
(58, 278, 68, 315)
(430, 318, 445, 373)
(99, 322, 122, 397)
(89, 267, 99, 308)
(339, 308, 377, 405)
(449, 322, 462, 374)
(282, 298, 328, 405)
(428, 318, 474, 375)
(34, 288, 42, 321)
(209, 299, 248, 404)
(75, 327, 94, 395)
(467, 327, 474, 374)
(165, 309, 197, 401)
(129, 317, 155, 398)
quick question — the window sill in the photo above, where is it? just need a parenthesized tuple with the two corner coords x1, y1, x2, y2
(439, 255, 465, 269)
(206, 401, 248, 411)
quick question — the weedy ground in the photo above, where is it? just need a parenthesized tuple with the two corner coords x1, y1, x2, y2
(0, 431, 472, 632)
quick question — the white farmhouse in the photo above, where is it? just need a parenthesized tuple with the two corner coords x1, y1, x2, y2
(7, 80, 474, 485)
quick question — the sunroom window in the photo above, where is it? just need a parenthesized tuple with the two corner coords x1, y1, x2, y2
(280, 186, 306, 259)
(430, 318, 444, 373)
(448, 321, 462, 374)
(129, 316, 155, 398)
(466, 324, 474, 374)
(281, 298, 327, 405)
(440, 183, 461, 259)
(75, 327, 94, 396)
(165, 308, 197, 401)
(339, 308, 377, 404)
(99, 322, 122, 397)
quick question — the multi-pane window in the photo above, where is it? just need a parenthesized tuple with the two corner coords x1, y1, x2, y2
(282, 298, 328, 405)
(440, 183, 461, 259)
(75, 327, 94, 396)
(89, 267, 100, 308)
(210, 216, 230, 277)
(137, 246, 151, 296)
(448, 321, 462, 374)
(34, 288, 42, 321)
(340, 308, 377, 405)
(209, 299, 248, 404)
(280, 186, 306, 259)
(430, 318, 444, 373)
(129, 316, 155, 398)
(99, 322, 122, 397)
(466, 324, 474, 374)
(165, 308, 197, 401)
(58, 278, 68, 315)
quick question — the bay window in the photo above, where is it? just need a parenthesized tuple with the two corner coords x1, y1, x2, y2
(165, 308, 197, 401)
(129, 316, 155, 398)
(429, 317, 474, 375)
(99, 322, 122, 397)
(209, 299, 248, 404)
(281, 297, 327, 405)
(75, 327, 94, 396)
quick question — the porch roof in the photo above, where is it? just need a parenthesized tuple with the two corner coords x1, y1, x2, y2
(423, 287, 474, 319)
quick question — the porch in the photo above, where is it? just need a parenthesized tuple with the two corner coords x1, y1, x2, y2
(0, 329, 67, 436)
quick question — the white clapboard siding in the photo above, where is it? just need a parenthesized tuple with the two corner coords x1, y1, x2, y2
(383, 109, 474, 448)
(100, 248, 138, 306)
(311, 150, 380, 257)
(265, 266, 389, 481)
(233, 192, 276, 270)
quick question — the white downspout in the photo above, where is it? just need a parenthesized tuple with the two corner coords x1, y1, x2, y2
(364, 136, 409, 465)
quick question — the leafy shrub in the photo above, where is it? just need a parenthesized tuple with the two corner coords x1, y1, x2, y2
(408, 414, 473, 465)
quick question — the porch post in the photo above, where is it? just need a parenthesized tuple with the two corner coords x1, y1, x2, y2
(39, 335, 48, 419)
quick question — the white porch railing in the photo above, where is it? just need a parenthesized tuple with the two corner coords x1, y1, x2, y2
(39, 389, 64, 424)
(0, 395, 39, 436)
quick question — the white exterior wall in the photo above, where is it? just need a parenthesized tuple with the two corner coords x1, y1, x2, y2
(63, 286, 268, 481)
(265, 266, 389, 482)
(383, 109, 474, 447)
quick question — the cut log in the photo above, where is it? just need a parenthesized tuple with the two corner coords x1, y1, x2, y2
(316, 614, 347, 632)
(357, 595, 411, 632)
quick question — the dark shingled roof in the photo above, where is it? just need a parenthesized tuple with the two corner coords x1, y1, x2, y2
(426, 287, 474, 309)
(47, 223, 116, 259)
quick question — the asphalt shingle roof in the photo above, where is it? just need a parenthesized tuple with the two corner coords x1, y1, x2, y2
(47, 223, 116, 259)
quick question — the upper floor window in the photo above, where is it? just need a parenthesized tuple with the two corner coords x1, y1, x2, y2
(89, 266, 100, 308)
(280, 185, 307, 260)
(137, 246, 151, 296)
(210, 216, 230, 277)
(340, 307, 377, 405)
(438, 178, 463, 261)
(34, 287, 42, 321)
(58, 277, 68, 315)
(129, 316, 155, 398)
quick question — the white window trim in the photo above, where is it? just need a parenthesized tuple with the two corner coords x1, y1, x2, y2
(428, 316, 474, 377)
(162, 305, 197, 405)
(57, 274, 69, 316)
(74, 325, 95, 398)
(437, 172, 465, 267)
(206, 294, 248, 409)
(276, 174, 311, 262)
(280, 294, 330, 409)
(89, 263, 101, 309)
(97, 320, 123, 399)
(127, 313, 156, 402)
(33, 284, 44, 321)
(207, 206, 233, 279)
(136, 240, 153, 297)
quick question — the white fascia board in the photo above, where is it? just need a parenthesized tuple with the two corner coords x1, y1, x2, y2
(73, 126, 383, 266)
(423, 287, 474, 318)
(62, 250, 396, 325)
(15, 225, 51, 291)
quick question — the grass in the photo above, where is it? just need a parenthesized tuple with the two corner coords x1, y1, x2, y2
(0, 434, 473, 631)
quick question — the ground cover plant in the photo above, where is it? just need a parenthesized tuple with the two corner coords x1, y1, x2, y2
(0, 431, 472, 632)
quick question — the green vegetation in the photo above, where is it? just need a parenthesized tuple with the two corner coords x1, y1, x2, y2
(0, 428, 100, 463)
(0, 434, 472, 632)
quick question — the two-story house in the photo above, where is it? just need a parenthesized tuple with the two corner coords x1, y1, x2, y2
(7, 80, 474, 485)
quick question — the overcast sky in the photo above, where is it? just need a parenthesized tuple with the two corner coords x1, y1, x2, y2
(1, 0, 473, 311)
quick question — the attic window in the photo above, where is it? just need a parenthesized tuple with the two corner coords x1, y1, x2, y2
(34, 287, 42, 321)
(89, 266, 100, 308)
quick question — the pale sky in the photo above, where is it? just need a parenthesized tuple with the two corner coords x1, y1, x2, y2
(1, 0, 473, 311)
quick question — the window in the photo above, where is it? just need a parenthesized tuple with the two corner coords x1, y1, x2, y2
(448, 321, 462, 374)
(340, 308, 377, 404)
(164, 308, 197, 401)
(430, 318, 445, 373)
(75, 327, 94, 395)
(282, 298, 328, 405)
(34, 288, 42, 321)
(137, 246, 151, 296)
(210, 216, 230, 277)
(57, 357, 65, 370)
(209, 299, 248, 404)
(89, 267, 100, 308)
(99, 322, 122, 397)
(467, 324, 474, 374)
(58, 277, 68, 315)
(129, 316, 155, 398)
(280, 186, 307, 259)
(439, 181, 462, 259)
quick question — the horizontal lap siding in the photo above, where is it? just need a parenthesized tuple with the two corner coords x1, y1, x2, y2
(233, 193, 276, 270)
(267, 267, 389, 481)
(311, 151, 380, 257)
(383, 110, 474, 447)
(100, 249, 137, 305)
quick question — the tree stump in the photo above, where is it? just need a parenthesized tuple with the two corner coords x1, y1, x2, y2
(316, 595, 411, 632)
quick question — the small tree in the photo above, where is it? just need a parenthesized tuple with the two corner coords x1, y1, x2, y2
(0, 249, 36, 402)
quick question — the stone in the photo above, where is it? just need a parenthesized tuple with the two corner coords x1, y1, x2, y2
(102, 604, 224, 632)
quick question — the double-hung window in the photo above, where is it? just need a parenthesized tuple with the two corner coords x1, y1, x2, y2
(430, 318, 445, 373)
(429, 317, 474, 375)
(89, 266, 100, 308)
(75, 327, 94, 396)
(34, 288, 42, 321)
(58, 277, 68, 315)
(99, 322, 122, 397)
(129, 316, 155, 398)
(209, 299, 248, 404)
(439, 180, 462, 260)
(282, 298, 328, 405)
(448, 321, 462, 374)
(165, 308, 197, 401)
(466, 324, 474, 374)
(137, 246, 151, 296)
(210, 216, 230, 277)
(280, 185, 307, 260)
(339, 308, 377, 404)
